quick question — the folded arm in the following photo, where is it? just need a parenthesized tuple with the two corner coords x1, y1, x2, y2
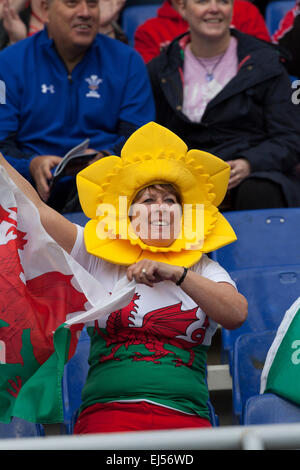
(127, 260, 248, 330)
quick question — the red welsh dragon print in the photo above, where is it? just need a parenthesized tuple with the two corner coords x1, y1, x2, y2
(95, 293, 210, 368)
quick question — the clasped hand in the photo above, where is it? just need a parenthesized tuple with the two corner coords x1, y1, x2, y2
(127, 260, 183, 288)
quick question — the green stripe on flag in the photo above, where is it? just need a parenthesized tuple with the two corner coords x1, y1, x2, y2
(0, 329, 40, 423)
(1, 324, 72, 424)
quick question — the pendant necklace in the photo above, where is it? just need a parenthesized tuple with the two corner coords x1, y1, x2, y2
(195, 51, 226, 82)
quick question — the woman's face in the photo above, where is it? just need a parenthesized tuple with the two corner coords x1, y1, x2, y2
(178, 0, 233, 42)
(129, 185, 182, 247)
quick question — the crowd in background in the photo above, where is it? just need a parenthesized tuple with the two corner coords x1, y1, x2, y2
(0, 0, 299, 213)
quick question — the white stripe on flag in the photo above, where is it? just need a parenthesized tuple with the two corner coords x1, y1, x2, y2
(260, 296, 300, 394)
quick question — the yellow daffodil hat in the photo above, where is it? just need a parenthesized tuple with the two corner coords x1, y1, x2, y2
(76, 122, 236, 267)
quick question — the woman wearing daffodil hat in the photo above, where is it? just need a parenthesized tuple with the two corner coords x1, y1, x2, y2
(0, 122, 247, 433)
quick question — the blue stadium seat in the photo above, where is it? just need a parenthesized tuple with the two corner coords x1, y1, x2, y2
(222, 264, 300, 366)
(0, 418, 44, 438)
(125, 0, 163, 5)
(63, 328, 218, 432)
(207, 401, 219, 427)
(63, 328, 90, 434)
(232, 330, 276, 423)
(211, 208, 300, 272)
(265, 0, 295, 36)
(64, 211, 89, 226)
(243, 393, 300, 425)
(121, 5, 160, 46)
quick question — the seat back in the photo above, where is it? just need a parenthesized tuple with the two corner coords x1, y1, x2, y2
(121, 5, 160, 46)
(63, 329, 90, 433)
(211, 208, 300, 272)
(0, 418, 44, 438)
(222, 264, 300, 365)
(232, 330, 276, 422)
(243, 392, 300, 425)
(265, 0, 295, 36)
(64, 211, 89, 226)
(207, 401, 219, 427)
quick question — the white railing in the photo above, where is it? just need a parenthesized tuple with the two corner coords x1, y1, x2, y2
(0, 423, 300, 450)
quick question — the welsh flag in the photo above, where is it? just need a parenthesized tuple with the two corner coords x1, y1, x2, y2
(260, 297, 300, 404)
(0, 166, 135, 424)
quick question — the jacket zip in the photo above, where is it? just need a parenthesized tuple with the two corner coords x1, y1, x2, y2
(67, 73, 75, 128)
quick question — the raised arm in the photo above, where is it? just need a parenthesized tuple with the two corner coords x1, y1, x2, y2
(0, 153, 77, 254)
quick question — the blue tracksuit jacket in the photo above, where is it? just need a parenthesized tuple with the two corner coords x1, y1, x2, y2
(0, 27, 155, 182)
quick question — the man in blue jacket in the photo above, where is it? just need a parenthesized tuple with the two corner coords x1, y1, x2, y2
(0, 0, 155, 211)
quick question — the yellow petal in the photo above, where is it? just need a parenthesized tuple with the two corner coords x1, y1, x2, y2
(134, 247, 203, 267)
(84, 220, 142, 265)
(77, 156, 121, 218)
(186, 149, 230, 206)
(202, 212, 237, 252)
(121, 122, 187, 163)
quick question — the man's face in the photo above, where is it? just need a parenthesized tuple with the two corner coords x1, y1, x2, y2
(46, 0, 100, 53)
